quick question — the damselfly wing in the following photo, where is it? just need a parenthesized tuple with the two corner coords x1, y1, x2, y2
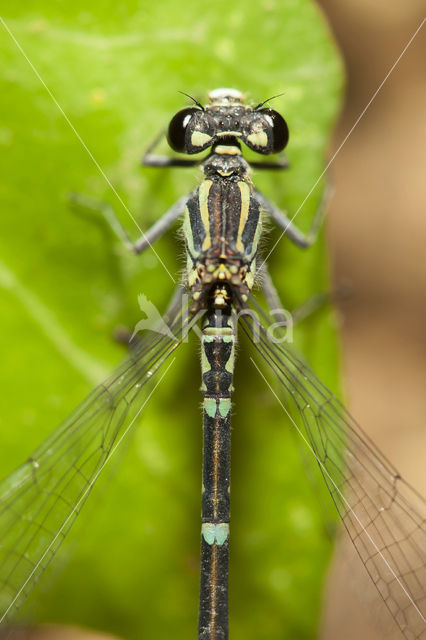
(0, 294, 201, 622)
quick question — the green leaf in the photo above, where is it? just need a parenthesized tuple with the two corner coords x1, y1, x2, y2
(0, 1, 343, 639)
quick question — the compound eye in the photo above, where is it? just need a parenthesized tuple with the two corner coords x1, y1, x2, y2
(167, 107, 200, 153)
(257, 108, 289, 153)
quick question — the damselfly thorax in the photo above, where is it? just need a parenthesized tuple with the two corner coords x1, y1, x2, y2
(184, 149, 260, 308)
(172, 89, 287, 310)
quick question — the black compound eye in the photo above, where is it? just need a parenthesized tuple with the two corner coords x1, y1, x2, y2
(257, 108, 289, 153)
(167, 107, 200, 153)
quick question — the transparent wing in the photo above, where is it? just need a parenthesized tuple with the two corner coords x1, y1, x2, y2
(239, 310, 426, 640)
(0, 294, 201, 624)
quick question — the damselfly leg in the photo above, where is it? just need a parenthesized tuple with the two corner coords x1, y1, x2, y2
(69, 192, 189, 255)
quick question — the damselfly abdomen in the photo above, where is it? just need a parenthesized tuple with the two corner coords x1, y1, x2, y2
(0, 89, 425, 640)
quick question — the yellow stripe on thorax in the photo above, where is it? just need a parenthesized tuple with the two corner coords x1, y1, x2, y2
(183, 206, 197, 258)
(235, 181, 250, 253)
(200, 180, 213, 251)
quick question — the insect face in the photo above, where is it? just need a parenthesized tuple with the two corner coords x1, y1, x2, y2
(167, 88, 289, 155)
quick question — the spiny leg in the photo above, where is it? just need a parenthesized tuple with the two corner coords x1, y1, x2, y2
(254, 181, 333, 249)
(69, 192, 189, 349)
(69, 192, 189, 254)
(249, 155, 289, 171)
(259, 263, 332, 327)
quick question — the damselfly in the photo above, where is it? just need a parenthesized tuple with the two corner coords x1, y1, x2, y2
(0, 89, 425, 640)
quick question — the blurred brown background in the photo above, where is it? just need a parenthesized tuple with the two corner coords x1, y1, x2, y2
(317, 1, 426, 639)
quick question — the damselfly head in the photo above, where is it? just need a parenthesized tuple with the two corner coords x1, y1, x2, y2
(167, 89, 289, 156)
